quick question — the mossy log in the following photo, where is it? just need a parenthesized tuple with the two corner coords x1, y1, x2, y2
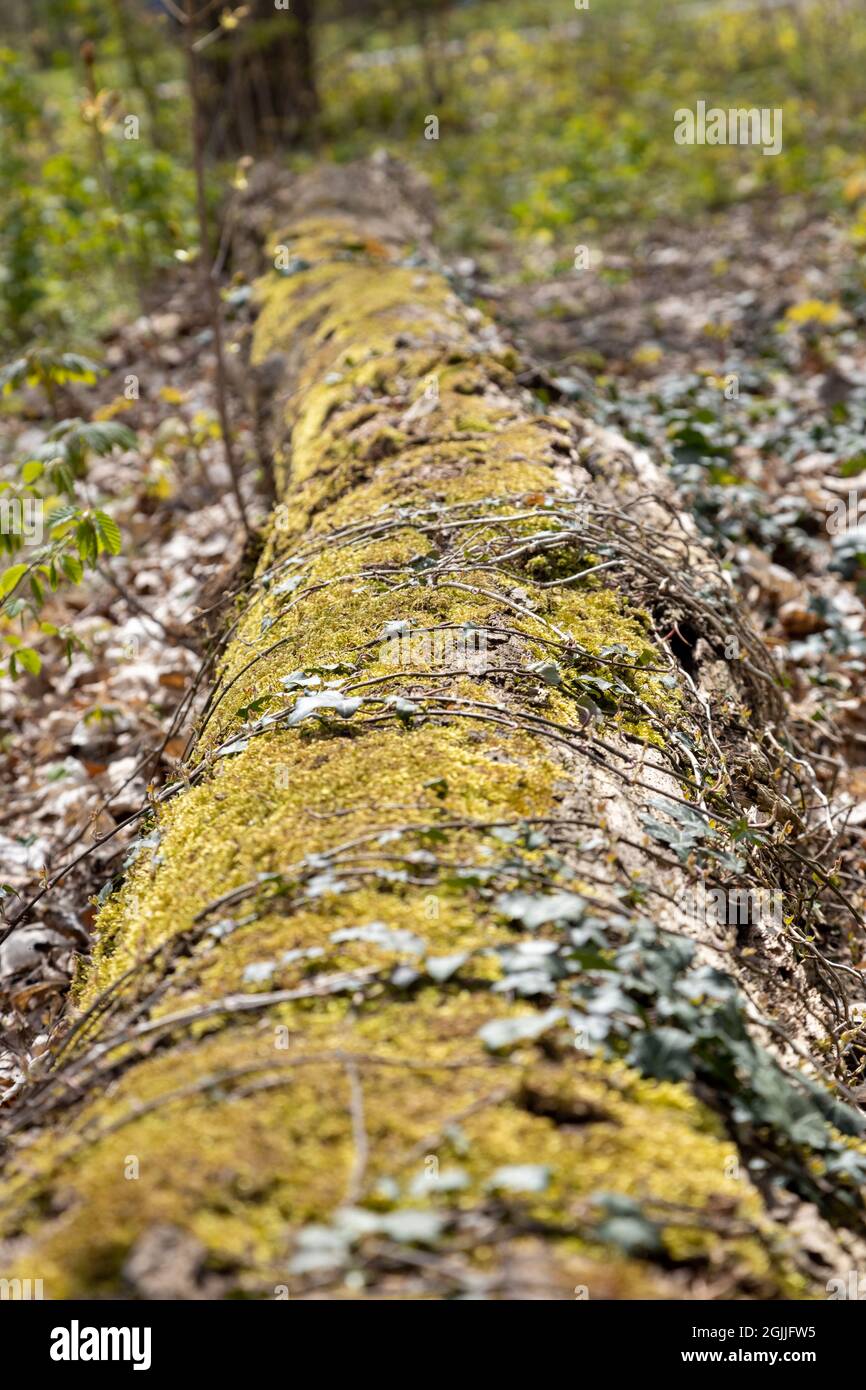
(2, 159, 865, 1300)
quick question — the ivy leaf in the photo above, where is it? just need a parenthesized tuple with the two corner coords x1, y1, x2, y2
(287, 691, 363, 726)
(628, 1026, 694, 1081)
(648, 797, 710, 832)
(594, 1200, 664, 1257)
(478, 1007, 565, 1053)
(273, 575, 303, 596)
(385, 695, 420, 725)
(426, 952, 468, 982)
(376, 1210, 446, 1244)
(487, 1164, 551, 1194)
(640, 801, 711, 860)
(236, 696, 270, 722)
(281, 670, 322, 691)
(215, 737, 249, 758)
(577, 674, 614, 693)
(275, 256, 312, 278)
(331, 921, 426, 956)
(410, 1166, 469, 1195)
(529, 659, 562, 687)
(495, 890, 585, 929)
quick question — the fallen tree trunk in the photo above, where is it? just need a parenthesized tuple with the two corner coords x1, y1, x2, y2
(2, 159, 866, 1300)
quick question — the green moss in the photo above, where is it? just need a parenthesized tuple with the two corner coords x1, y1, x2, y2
(0, 204, 805, 1300)
(3, 991, 801, 1298)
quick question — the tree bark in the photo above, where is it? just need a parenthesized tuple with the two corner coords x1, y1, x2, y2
(198, 0, 318, 158)
(2, 159, 865, 1301)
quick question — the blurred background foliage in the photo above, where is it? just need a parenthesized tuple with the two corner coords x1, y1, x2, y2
(1, 0, 865, 349)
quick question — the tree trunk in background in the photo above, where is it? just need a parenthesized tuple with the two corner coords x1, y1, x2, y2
(199, 0, 317, 157)
(2, 159, 866, 1301)
(109, 0, 166, 149)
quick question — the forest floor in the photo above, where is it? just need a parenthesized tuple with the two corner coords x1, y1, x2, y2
(494, 199, 866, 772)
(2, 190, 866, 1095)
(0, 268, 261, 1087)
